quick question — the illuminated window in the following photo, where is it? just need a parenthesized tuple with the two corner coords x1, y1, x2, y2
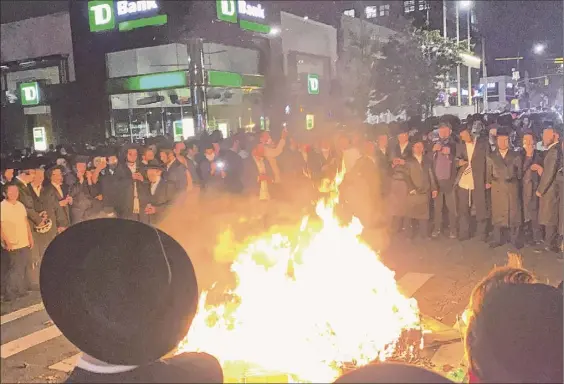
(379, 4, 390, 16)
(418, 0, 429, 11)
(343, 9, 355, 17)
(404, 0, 415, 13)
(365, 6, 377, 18)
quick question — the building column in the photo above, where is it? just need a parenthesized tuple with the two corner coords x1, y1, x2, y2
(186, 38, 207, 135)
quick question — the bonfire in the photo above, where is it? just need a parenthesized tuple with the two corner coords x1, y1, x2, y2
(176, 167, 423, 383)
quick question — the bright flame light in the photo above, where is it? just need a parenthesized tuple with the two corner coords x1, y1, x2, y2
(177, 167, 422, 382)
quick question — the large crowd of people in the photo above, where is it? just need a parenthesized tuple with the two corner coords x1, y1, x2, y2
(0, 111, 563, 382)
(1, 112, 563, 301)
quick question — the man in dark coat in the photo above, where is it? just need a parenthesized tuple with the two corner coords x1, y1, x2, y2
(218, 135, 245, 194)
(94, 149, 120, 214)
(388, 122, 412, 234)
(139, 161, 175, 226)
(68, 155, 101, 224)
(430, 121, 458, 239)
(486, 127, 523, 248)
(520, 131, 543, 245)
(404, 134, 438, 238)
(161, 148, 188, 195)
(536, 125, 562, 253)
(374, 124, 392, 198)
(115, 145, 145, 221)
(455, 124, 491, 241)
(43, 166, 72, 233)
(13, 159, 43, 231)
(40, 220, 224, 383)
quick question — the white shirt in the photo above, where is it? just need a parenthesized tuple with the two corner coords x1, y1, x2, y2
(150, 177, 161, 196)
(399, 142, 409, 155)
(414, 154, 423, 164)
(127, 163, 140, 214)
(499, 148, 509, 159)
(31, 184, 42, 197)
(1, 200, 30, 249)
(459, 141, 475, 190)
(16, 176, 28, 186)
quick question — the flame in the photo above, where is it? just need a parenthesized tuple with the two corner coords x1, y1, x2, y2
(177, 166, 422, 382)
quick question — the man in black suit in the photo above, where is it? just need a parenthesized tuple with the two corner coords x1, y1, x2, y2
(218, 135, 245, 195)
(161, 148, 188, 195)
(486, 127, 523, 248)
(140, 161, 174, 226)
(455, 124, 491, 241)
(40, 220, 223, 383)
(115, 145, 145, 221)
(43, 166, 71, 233)
(536, 125, 562, 254)
(13, 159, 43, 230)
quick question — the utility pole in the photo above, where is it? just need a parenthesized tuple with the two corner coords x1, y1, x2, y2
(456, 2, 461, 106)
(481, 36, 488, 112)
(443, 0, 450, 106)
(467, 8, 472, 106)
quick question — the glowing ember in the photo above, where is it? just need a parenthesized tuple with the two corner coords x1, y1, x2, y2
(177, 167, 422, 382)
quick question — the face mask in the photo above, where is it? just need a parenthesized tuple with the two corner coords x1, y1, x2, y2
(206, 154, 215, 162)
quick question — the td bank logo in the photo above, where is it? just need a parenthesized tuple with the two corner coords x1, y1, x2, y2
(307, 74, 319, 95)
(216, 0, 265, 23)
(89, 0, 115, 32)
(20, 82, 40, 106)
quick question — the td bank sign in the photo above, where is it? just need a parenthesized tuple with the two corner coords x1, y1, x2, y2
(88, 0, 166, 32)
(216, 0, 270, 34)
(20, 82, 40, 106)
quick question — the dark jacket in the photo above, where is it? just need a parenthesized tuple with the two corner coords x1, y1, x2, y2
(42, 183, 71, 229)
(98, 167, 120, 211)
(431, 137, 458, 193)
(68, 176, 101, 224)
(218, 149, 245, 194)
(521, 150, 542, 223)
(65, 352, 223, 383)
(13, 178, 42, 227)
(389, 142, 412, 217)
(455, 137, 490, 220)
(486, 149, 523, 227)
(165, 159, 188, 193)
(139, 178, 175, 226)
(114, 162, 143, 218)
(537, 143, 562, 226)
(405, 155, 438, 220)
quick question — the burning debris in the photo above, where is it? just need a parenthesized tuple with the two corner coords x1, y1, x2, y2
(177, 168, 424, 382)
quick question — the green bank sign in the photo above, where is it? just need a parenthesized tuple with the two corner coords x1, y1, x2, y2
(88, 0, 167, 32)
(20, 82, 40, 106)
(307, 74, 319, 95)
(216, 0, 270, 34)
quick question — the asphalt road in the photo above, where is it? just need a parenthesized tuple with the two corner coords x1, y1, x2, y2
(2, 194, 562, 383)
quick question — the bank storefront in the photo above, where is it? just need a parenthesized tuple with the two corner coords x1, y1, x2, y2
(104, 41, 266, 142)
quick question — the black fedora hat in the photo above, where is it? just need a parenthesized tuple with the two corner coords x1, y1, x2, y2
(40, 219, 199, 365)
(334, 362, 453, 383)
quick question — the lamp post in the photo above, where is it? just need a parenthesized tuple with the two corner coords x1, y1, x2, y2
(456, 2, 461, 106)
(460, 1, 473, 105)
(443, 0, 449, 106)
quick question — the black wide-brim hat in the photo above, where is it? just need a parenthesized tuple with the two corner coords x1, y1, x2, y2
(334, 362, 453, 383)
(40, 219, 199, 365)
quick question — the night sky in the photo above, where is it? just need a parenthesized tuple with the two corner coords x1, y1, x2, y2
(1, 0, 563, 77)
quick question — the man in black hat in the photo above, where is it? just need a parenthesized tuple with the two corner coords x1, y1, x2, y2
(404, 133, 437, 238)
(455, 123, 491, 241)
(388, 122, 412, 234)
(43, 165, 72, 233)
(430, 121, 458, 239)
(373, 124, 392, 200)
(13, 159, 45, 237)
(520, 131, 543, 245)
(1, 158, 16, 200)
(68, 154, 100, 224)
(486, 126, 523, 248)
(115, 145, 145, 221)
(140, 161, 175, 226)
(40, 219, 223, 383)
(536, 124, 562, 254)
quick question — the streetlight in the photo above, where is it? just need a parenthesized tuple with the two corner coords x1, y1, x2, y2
(268, 26, 280, 37)
(533, 43, 546, 55)
(459, 0, 472, 9)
